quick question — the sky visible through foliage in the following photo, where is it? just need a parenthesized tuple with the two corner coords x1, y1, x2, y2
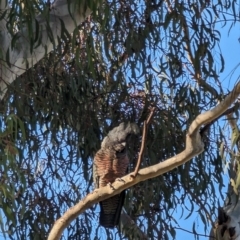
(55, 17, 237, 240)
(0, 2, 240, 240)
(177, 21, 240, 239)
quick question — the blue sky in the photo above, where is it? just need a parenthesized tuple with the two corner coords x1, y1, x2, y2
(176, 21, 240, 239)
(1, 5, 240, 240)
(220, 26, 240, 90)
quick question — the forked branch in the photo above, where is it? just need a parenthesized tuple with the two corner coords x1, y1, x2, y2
(48, 82, 240, 240)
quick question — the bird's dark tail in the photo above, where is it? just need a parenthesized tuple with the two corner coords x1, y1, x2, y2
(99, 191, 125, 228)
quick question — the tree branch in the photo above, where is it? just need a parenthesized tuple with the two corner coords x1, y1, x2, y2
(0, 0, 95, 99)
(48, 81, 240, 240)
(200, 101, 240, 137)
(131, 107, 155, 177)
(209, 101, 240, 240)
(188, 82, 240, 136)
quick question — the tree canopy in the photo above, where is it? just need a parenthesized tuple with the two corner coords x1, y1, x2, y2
(0, 0, 240, 239)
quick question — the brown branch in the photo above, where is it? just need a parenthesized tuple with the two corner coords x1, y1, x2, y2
(131, 121, 147, 177)
(146, 107, 155, 124)
(131, 107, 156, 177)
(48, 82, 240, 240)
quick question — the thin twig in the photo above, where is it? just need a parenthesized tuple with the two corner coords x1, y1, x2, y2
(132, 121, 147, 177)
(187, 188, 215, 226)
(131, 107, 156, 177)
(146, 107, 156, 124)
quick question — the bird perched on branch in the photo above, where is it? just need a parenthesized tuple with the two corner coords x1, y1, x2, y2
(93, 122, 139, 228)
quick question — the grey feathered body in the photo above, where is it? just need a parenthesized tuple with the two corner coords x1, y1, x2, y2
(93, 122, 139, 228)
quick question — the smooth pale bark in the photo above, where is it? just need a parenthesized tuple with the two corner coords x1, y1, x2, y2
(0, 0, 93, 99)
(48, 82, 240, 240)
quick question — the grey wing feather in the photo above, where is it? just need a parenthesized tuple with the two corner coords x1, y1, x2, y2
(101, 122, 139, 149)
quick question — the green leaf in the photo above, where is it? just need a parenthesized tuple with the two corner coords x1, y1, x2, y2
(230, 178, 238, 195)
(235, 168, 240, 190)
(231, 127, 239, 150)
(6, 48, 11, 68)
(219, 53, 225, 73)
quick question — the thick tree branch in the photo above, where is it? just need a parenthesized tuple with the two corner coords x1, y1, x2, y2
(48, 81, 240, 240)
(200, 102, 240, 136)
(0, 0, 95, 99)
(209, 92, 240, 240)
(189, 82, 240, 136)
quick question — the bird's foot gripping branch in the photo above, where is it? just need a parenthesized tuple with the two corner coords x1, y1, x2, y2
(48, 82, 240, 240)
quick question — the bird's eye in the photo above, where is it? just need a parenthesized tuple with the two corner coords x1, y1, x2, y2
(117, 148, 125, 154)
